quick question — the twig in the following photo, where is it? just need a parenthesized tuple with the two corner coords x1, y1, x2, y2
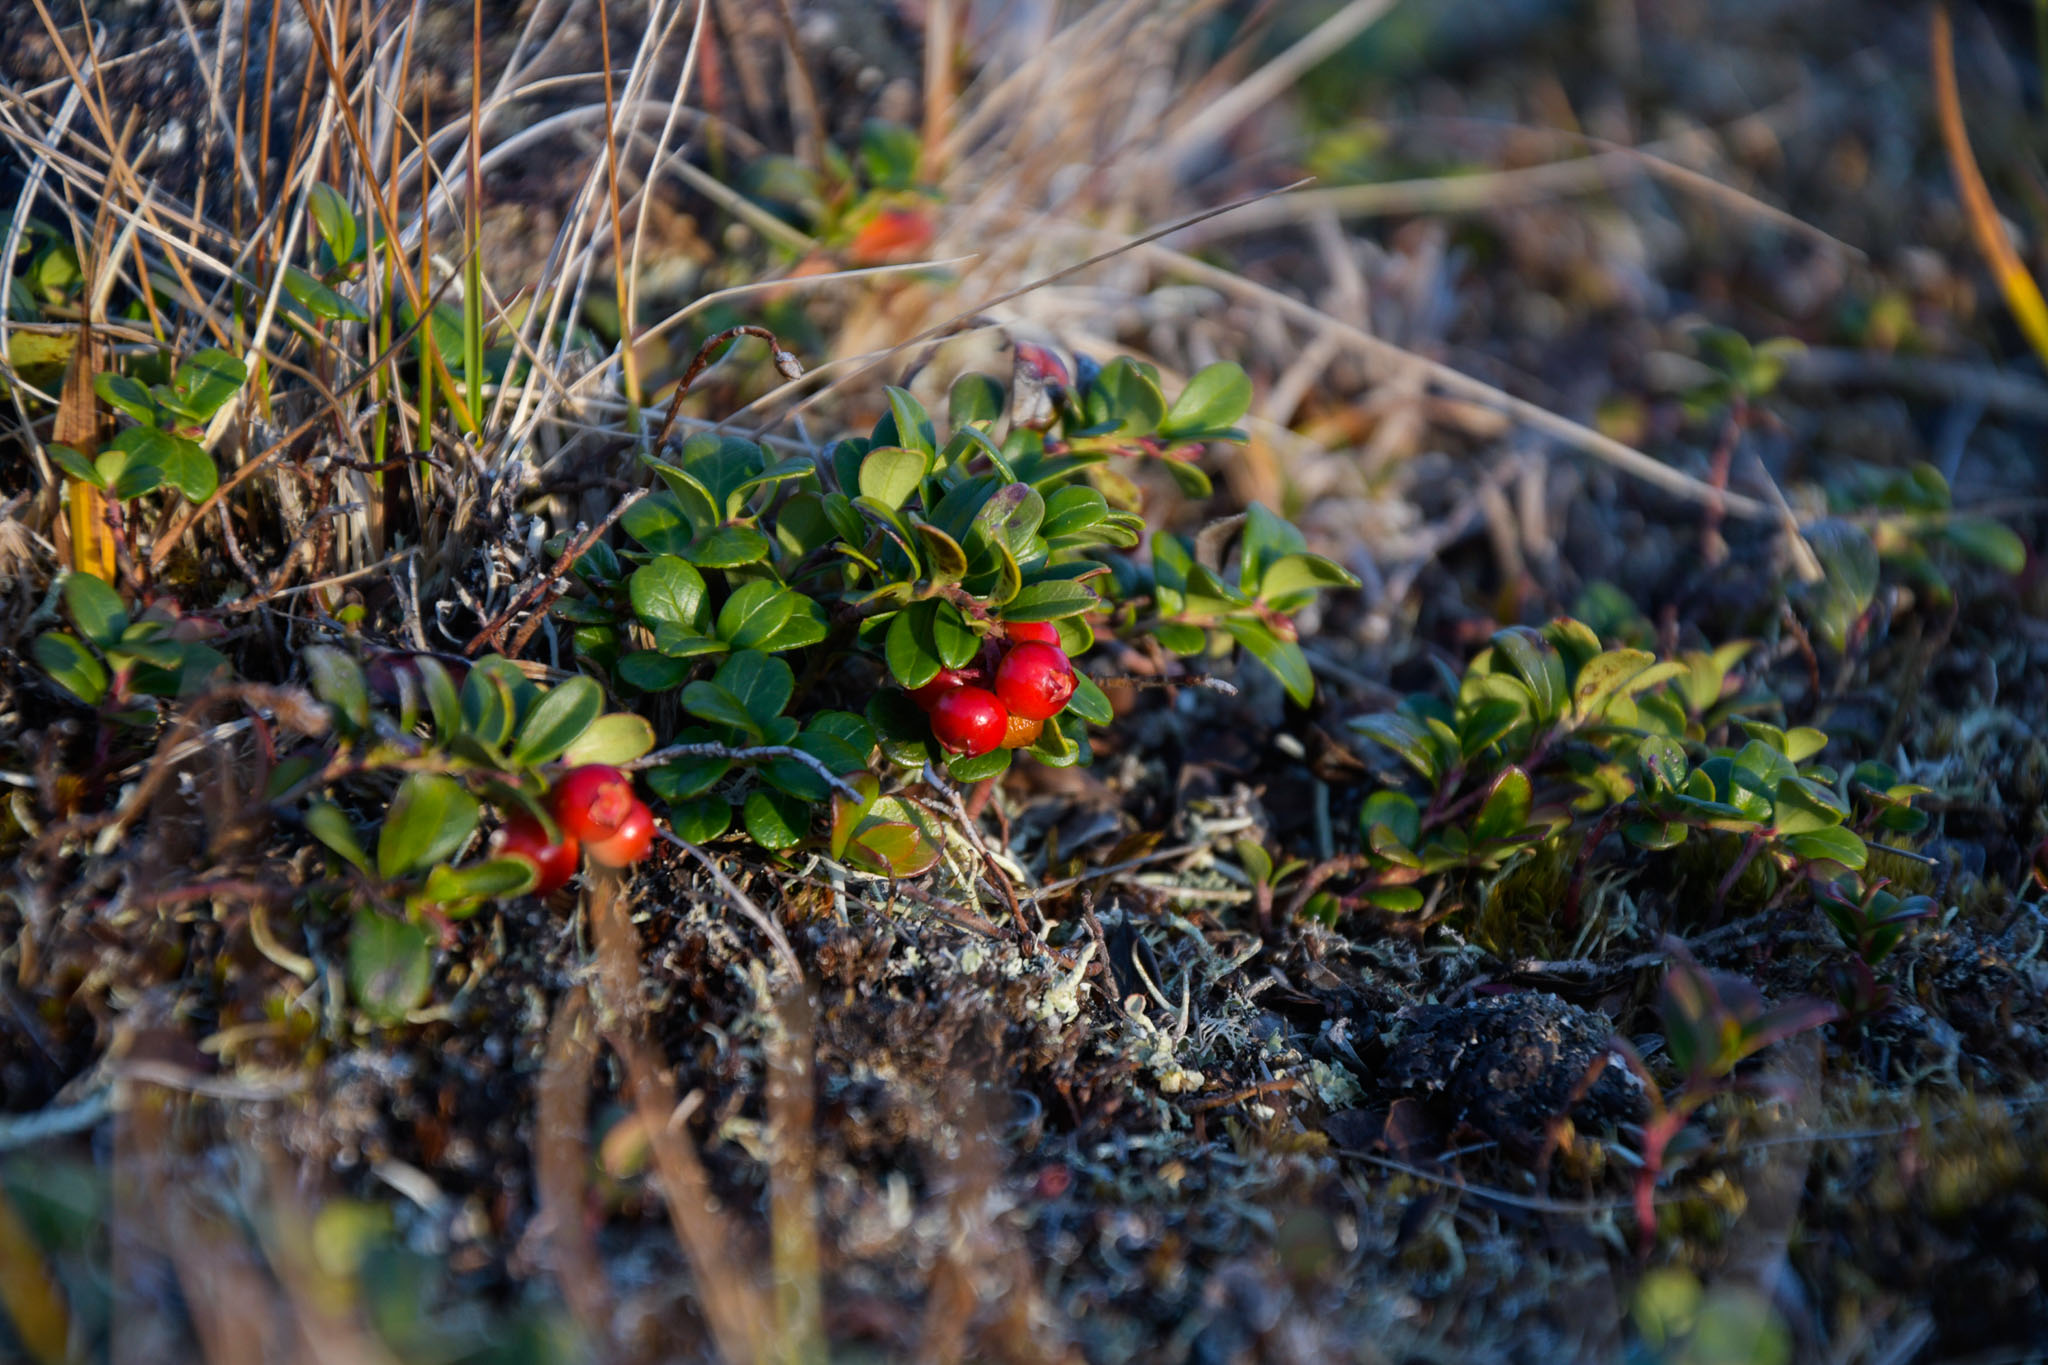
(1128, 239, 1777, 520)
(0, 1089, 112, 1151)
(651, 325, 805, 451)
(628, 740, 866, 803)
(464, 489, 647, 655)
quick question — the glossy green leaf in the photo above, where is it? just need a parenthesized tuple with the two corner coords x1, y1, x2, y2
(303, 645, 370, 731)
(669, 795, 732, 843)
(1470, 767, 1532, 843)
(629, 556, 709, 628)
(1160, 362, 1252, 439)
(1220, 619, 1314, 706)
(1782, 826, 1867, 870)
(511, 675, 603, 766)
(1064, 671, 1113, 726)
(1349, 712, 1440, 782)
(305, 800, 370, 871)
(62, 572, 128, 647)
(1004, 579, 1099, 621)
(1360, 790, 1422, 854)
(561, 712, 656, 765)
(349, 916, 434, 1025)
(34, 631, 107, 704)
(1256, 551, 1358, 602)
(283, 265, 368, 323)
(714, 650, 794, 725)
(94, 372, 158, 427)
(743, 786, 807, 849)
(858, 444, 929, 509)
(716, 580, 797, 648)
(377, 773, 480, 879)
(308, 182, 357, 264)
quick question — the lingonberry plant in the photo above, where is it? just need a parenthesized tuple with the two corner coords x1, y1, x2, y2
(1607, 943, 1838, 1252)
(1330, 617, 1929, 926)
(285, 648, 657, 1022)
(548, 353, 1358, 848)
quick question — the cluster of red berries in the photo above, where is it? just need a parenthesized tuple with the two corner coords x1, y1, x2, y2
(491, 764, 654, 895)
(908, 621, 1077, 758)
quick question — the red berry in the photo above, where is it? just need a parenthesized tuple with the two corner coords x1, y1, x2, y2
(585, 799, 655, 867)
(929, 687, 1008, 756)
(492, 814, 579, 895)
(1003, 620, 1062, 648)
(907, 665, 987, 712)
(551, 765, 637, 842)
(1000, 712, 1044, 749)
(994, 641, 1074, 721)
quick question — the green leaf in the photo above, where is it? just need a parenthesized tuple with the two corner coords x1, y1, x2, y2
(743, 786, 807, 849)
(49, 443, 102, 486)
(349, 915, 435, 1026)
(1096, 356, 1167, 438)
(282, 265, 368, 324)
(1004, 579, 1099, 621)
(420, 858, 536, 906)
(1237, 503, 1308, 591)
(885, 603, 942, 689)
(1571, 648, 1656, 719)
(62, 573, 128, 647)
(303, 645, 371, 731)
(1491, 626, 1567, 722)
(1782, 826, 1867, 870)
(1040, 485, 1109, 540)
(688, 525, 772, 568)
(713, 650, 795, 726)
(1470, 767, 1533, 843)
(563, 712, 656, 766)
(716, 580, 797, 649)
(511, 675, 603, 766)
(681, 681, 760, 736)
(1220, 619, 1314, 706)
(629, 556, 709, 628)
(1783, 727, 1829, 763)
(1941, 516, 2026, 574)
(1637, 734, 1689, 792)
(156, 434, 217, 501)
(866, 690, 934, 768)
(621, 493, 696, 555)
(94, 372, 158, 427)
(1161, 362, 1252, 439)
(1772, 776, 1848, 835)
(669, 796, 732, 843)
(1064, 671, 1113, 726)
(1359, 886, 1425, 913)
(1359, 790, 1422, 853)
(308, 182, 357, 265)
(619, 651, 694, 692)
(859, 121, 923, 191)
(305, 801, 370, 871)
(1349, 712, 1440, 782)
(858, 444, 929, 509)
(376, 773, 481, 879)
(929, 601, 980, 669)
(884, 386, 937, 457)
(847, 820, 942, 878)
(949, 371, 1005, 428)
(1256, 552, 1357, 602)
(34, 631, 108, 704)
(753, 597, 830, 652)
(971, 482, 1045, 561)
(947, 747, 1012, 782)
(166, 348, 248, 421)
